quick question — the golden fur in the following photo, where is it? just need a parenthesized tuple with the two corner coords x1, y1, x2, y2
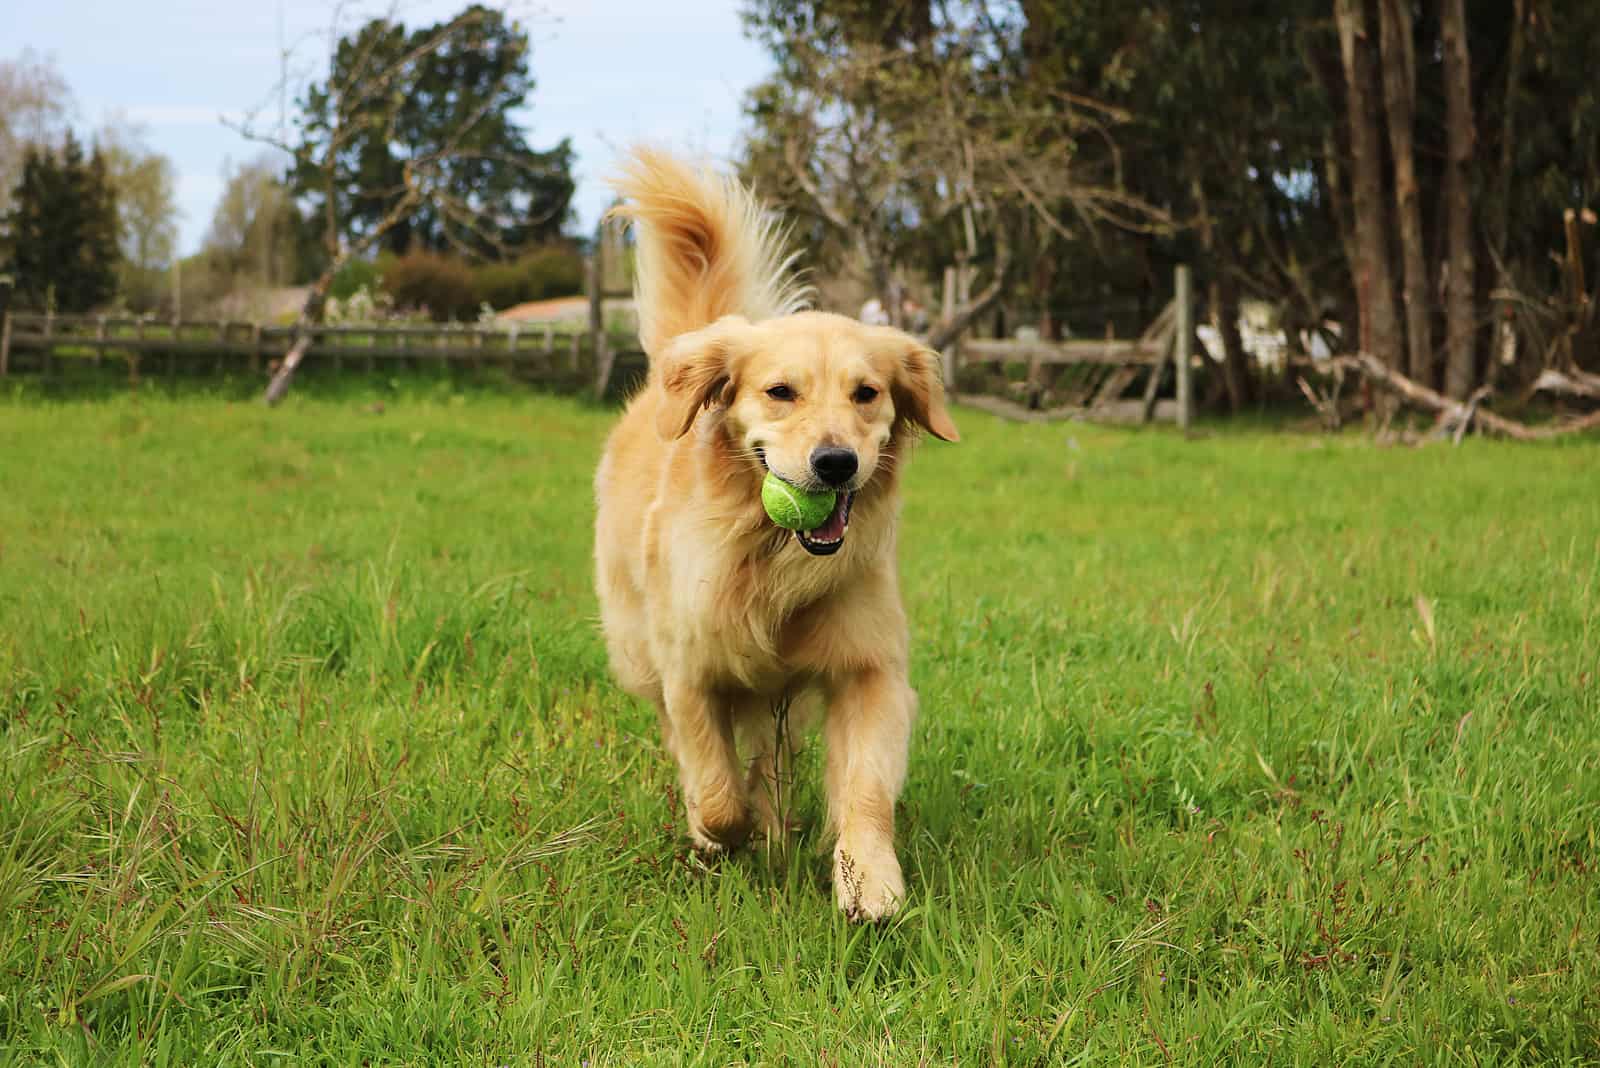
(594, 147, 958, 920)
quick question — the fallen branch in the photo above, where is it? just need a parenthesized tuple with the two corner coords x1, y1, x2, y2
(1530, 366, 1600, 400)
(1324, 351, 1600, 440)
(1296, 371, 1344, 431)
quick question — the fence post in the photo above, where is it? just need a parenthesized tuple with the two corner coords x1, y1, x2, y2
(42, 310, 55, 377)
(132, 319, 144, 383)
(940, 266, 957, 389)
(0, 311, 10, 376)
(589, 228, 612, 396)
(95, 316, 106, 369)
(1175, 264, 1193, 432)
(251, 322, 263, 375)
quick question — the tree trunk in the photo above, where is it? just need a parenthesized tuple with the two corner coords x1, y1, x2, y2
(263, 274, 334, 406)
(926, 230, 1012, 354)
(1190, 176, 1253, 411)
(1377, 0, 1433, 387)
(1490, 0, 1527, 271)
(1216, 274, 1254, 412)
(1335, 0, 1403, 373)
(1440, 0, 1478, 399)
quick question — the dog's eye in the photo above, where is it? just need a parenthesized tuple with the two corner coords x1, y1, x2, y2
(766, 385, 795, 402)
(853, 385, 879, 404)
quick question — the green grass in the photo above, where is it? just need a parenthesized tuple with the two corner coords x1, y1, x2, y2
(2, 379, 1597, 1064)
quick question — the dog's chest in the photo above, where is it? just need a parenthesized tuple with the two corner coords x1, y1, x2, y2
(664, 544, 853, 693)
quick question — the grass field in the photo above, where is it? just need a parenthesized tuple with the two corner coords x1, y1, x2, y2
(2, 377, 1598, 1064)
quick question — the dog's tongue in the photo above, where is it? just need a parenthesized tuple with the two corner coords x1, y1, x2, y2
(807, 494, 848, 541)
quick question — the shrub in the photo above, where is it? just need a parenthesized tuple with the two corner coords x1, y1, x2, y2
(471, 260, 530, 311)
(329, 257, 382, 302)
(382, 252, 477, 321)
(520, 245, 585, 301)
(469, 245, 587, 310)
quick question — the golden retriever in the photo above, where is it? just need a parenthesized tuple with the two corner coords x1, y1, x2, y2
(593, 148, 958, 920)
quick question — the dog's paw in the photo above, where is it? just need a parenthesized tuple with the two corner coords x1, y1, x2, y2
(833, 843, 905, 922)
(687, 782, 751, 853)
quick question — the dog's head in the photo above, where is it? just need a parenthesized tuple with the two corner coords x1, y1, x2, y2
(654, 310, 959, 555)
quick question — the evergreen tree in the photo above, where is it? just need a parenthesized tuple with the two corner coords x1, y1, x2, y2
(291, 5, 574, 261)
(2, 132, 120, 311)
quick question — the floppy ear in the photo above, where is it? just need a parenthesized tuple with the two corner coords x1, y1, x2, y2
(653, 317, 747, 439)
(892, 341, 961, 443)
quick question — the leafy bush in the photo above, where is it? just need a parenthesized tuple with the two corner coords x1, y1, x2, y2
(469, 245, 586, 310)
(470, 260, 531, 311)
(520, 245, 585, 301)
(329, 257, 382, 302)
(382, 252, 477, 321)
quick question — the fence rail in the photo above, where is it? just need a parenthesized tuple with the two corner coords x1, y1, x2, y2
(961, 337, 1167, 366)
(0, 311, 645, 393)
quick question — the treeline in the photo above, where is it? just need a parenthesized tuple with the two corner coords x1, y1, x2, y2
(0, 4, 580, 323)
(740, 0, 1600, 406)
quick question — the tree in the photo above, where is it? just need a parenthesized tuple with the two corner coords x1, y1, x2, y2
(1377, 0, 1432, 386)
(0, 49, 74, 220)
(1017, 0, 1340, 412)
(1335, 0, 1403, 380)
(288, 4, 574, 259)
(96, 118, 180, 311)
(2, 133, 120, 312)
(233, 2, 577, 404)
(740, 0, 1168, 351)
(1438, 0, 1476, 399)
(203, 155, 302, 288)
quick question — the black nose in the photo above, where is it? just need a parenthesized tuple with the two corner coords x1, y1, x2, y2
(810, 446, 858, 487)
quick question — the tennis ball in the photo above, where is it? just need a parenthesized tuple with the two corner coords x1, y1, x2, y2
(761, 471, 836, 531)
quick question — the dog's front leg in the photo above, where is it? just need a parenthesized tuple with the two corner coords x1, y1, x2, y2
(824, 665, 914, 921)
(662, 677, 750, 852)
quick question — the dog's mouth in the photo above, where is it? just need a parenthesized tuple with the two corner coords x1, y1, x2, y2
(794, 491, 854, 556)
(755, 446, 856, 557)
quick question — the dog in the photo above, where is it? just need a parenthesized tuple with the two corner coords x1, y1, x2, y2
(593, 148, 958, 920)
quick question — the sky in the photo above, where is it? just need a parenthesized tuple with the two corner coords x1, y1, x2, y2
(10, 0, 773, 255)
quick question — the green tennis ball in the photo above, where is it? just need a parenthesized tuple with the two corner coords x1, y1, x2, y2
(761, 471, 836, 531)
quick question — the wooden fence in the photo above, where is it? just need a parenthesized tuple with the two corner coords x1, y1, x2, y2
(0, 311, 647, 395)
(940, 264, 1195, 427)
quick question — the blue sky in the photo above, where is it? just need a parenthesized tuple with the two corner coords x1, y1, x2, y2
(11, 0, 772, 255)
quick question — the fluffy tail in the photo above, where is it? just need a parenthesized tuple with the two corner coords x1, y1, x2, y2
(607, 147, 808, 356)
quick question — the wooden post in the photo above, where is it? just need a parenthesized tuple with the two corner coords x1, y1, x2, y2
(1175, 264, 1193, 431)
(589, 233, 611, 395)
(1141, 332, 1172, 425)
(132, 319, 144, 383)
(940, 265, 957, 389)
(0, 311, 11, 376)
(472, 328, 484, 372)
(251, 322, 263, 375)
(94, 316, 106, 369)
(570, 332, 582, 377)
(42, 310, 55, 377)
